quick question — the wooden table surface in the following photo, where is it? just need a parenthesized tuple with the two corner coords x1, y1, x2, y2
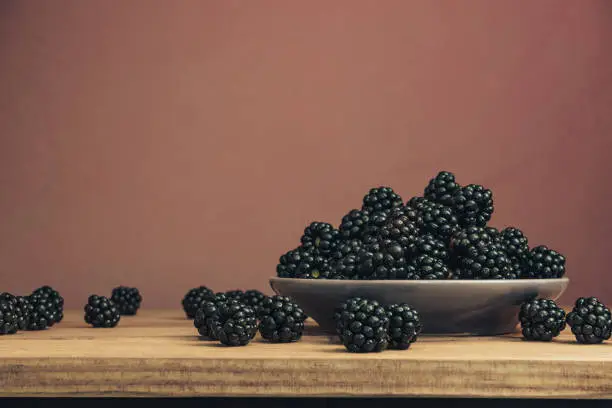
(0, 309, 611, 398)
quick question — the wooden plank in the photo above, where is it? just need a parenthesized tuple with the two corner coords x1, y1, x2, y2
(0, 310, 610, 398)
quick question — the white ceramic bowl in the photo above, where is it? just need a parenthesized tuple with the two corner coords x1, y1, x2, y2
(269, 277, 569, 335)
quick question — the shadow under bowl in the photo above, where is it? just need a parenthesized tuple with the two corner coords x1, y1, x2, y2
(269, 277, 569, 336)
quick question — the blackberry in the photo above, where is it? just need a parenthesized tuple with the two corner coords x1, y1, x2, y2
(405, 196, 434, 212)
(519, 299, 566, 341)
(362, 211, 391, 241)
(362, 186, 403, 214)
(500, 227, 529, 259)
(84, 295, 121, 328)
(334, 297, 390, 353)
(424, 171, 460, 206)
(452, 184, 494, 227)
(0, 300, 18, 335)
(522, 245, 566, 279)
(332, 254, 359, 280)
(110, 286, 142, 315)
(277, 247, 308, 278)
(331, 239, 362, 261)
(339, 209, 370, 240)
(356, 239, 409, 280)
(193, 300, 221, 339)
(455, 242, 517, 279)
(294, 249, 333, 279)
(485, 226, 501, 243)
(211, 299, 258, 346)
(449, 226, 496, 259)
(378, 214, 419, 253)
(26, 291, 61, 330)
(406, 254, 450, 280)
(300, 222, 340, 256)
(386, 304, 422, 349)
(258, 295, 306, 343)
(224, 290, 245, 301)
(31, 285, 64, 323)
(417, 202, 459, 243)
(243, 290, 268, 313)
(566, 297, 612, 344)
(0, 293, 29, 331)
(412, 234, 449, 263)
(182, 286, 215, 319)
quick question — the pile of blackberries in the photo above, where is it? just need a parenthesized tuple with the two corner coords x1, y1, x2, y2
(183, 286, 306, 347)
(277, 171, 566, 281)
(334, 297, 422, 353)
(0, 285, 64, 335)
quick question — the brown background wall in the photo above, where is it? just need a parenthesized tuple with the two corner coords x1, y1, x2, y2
(1, 1, 611, 308)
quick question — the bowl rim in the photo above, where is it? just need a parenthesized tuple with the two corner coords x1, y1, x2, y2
(270, 277, 569, 285)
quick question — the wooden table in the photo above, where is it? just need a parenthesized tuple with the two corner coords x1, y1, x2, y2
(0, 310, 610, 398)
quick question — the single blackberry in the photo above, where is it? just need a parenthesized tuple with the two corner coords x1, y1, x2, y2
(455, 241, 517, 279)
(485, 226, 501, 243)
(84, 295, 121, 328)
(193, 300, 221, 339)
(211, 299, 258, 346)
(406, 254, 450, 280)
(0, 293, 29, 331)
(449, 226, 496, 259)
(386, 304, 422, 349)
(522, 245, 566, 279)
(356, 239, 409, 279)
(378, 214, 419, 253)
(0, 300, 18, 335)
(361, 186, 403, 214)
(424, 171, 460, 206)
(300, 222, 340, 256)
(243, 290, 268, 313)
(452, 184, 494, 227)
(331, 254, 359, 280)
(335, 297, 390, 353)
(258, 295, 306, 343)
(26, 292, 61, 330)
(566, 297, 612, 344)
(362, 211, 391, 241)
(31, 286, 64, 323)
(331, 239, 362, 261)
(412, 234, 449, 263)
(182, 286, 215, 319)
(224, 290, 245, 301)
(294, 249, 333, 279)
(339, 209, 370, 240)
(519, 298, 566, 341)
(500, 227, 529, 259)
(277, 247, 308, 278)
(110, 286, 142, 316)
(417, 202, 459, 243)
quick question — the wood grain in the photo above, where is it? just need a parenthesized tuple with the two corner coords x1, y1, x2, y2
(0, 310, 610, 398)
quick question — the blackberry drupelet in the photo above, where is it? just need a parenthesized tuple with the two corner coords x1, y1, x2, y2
(500, 227, 529, 259)
(339, 209, 370, 240)
(334, 297, 390, 353)
(424, 171, 460, 207)
(258, 295, 306, 343)
(452, 184, 494, 227)
(26, 292, 61, 330)
(519, 299, 566, 341)
(361, 186, 403, 214)
(386, 303, 422, 349)
(110, 286, 142, 315)
(378, 214, 419, 253)
(182, 286, 215, 319)
(566, 297, 611, 344)
(243, 290, 268, 313)
(84, 295, 121, 328)
(332, 254, 359, 280)
(31, 285, 64, 323)
(0, 300, 18, 335)
(300, 222, 340, 256)
(0, 293, 29, 331)
(294, 248, 333, 279)
(412, 234, 449, 263)
(211, 299, 258, 346)
(522, 245, 566, 279)
(356, 239, 409, 279)
(455, 242, 517, 280)
(417, 202, 459, 243)
(406, 254, 450, 280)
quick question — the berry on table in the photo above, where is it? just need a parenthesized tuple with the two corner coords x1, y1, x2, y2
(386, 303, 422, 349)
(181, 286, 215, 319)
(334, 297, 390, 353)
(111, 286, 142, 316)
(84, 295, 121, 328)
(519, 299, 566, 341)
(258, 295, 306, 343)
(566, 297, 611, 344)
(211, 299, 258, 347)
